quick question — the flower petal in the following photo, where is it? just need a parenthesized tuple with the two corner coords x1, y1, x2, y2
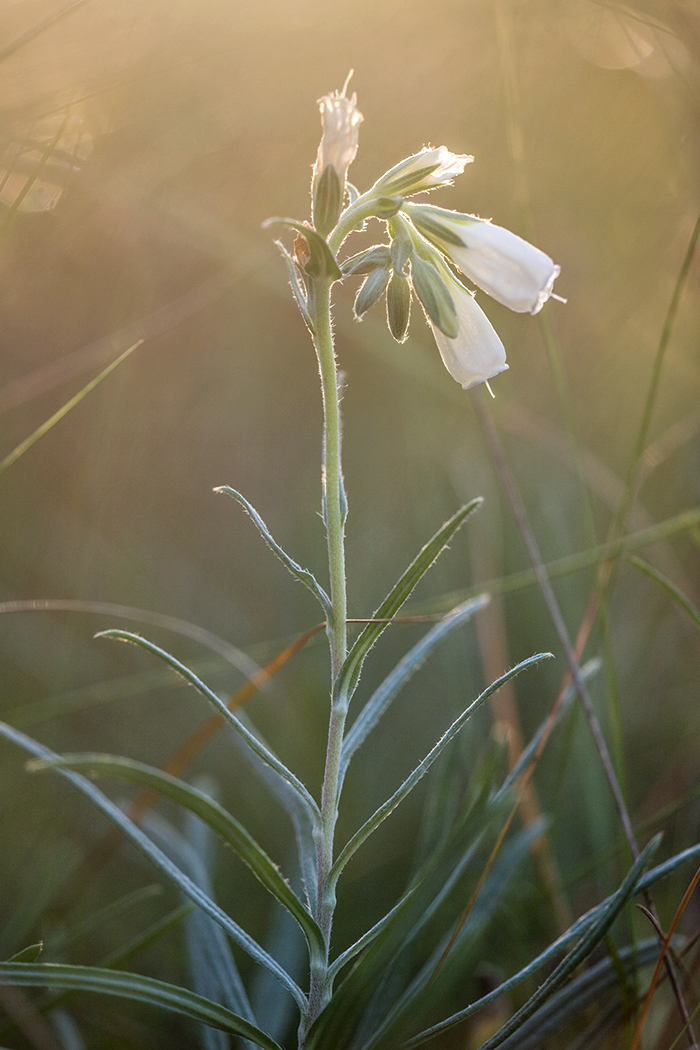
(429, 280, 508, 390)
(404, 203, 560, 314)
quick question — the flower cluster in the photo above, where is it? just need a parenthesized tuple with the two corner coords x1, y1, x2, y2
(283, 85, 562, 392)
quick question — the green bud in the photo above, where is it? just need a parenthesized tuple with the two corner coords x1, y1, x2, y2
(313, 163, 343, 237)
(354, 266, 391, 318)
(341, 244, 392, 276)
(386, 272, 411, 342)
(410, 255, 459, 338)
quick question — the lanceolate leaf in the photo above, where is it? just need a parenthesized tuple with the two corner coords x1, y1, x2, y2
(273, 238, 312, 329)
(215, 487, 332, 620)
(94, 630, 322, 829)
(336, 500, 482, 708)
(330, 653, 551, 885)
(339, 595, 489, 790)
(0, 722, 306, 1012)
(262, 218, 341, 280)
(0, 963, 283, 1050)
(35, 753, 324, 960)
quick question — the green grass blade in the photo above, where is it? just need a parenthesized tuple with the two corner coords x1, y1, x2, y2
(492, 938, 663, 1050)
(0, 721, 306, 1012)
(627, 555, 700, 631)
(339, 595, 489, 786)
(337, 499, 482, 706)
(405, 835, 661, 1049)
(329, 652, 551, 884)
(0, 963, 283, 1049)
(424, 505, 700, 613)
(96, 629, 321, 827)
(34, 753, 324, 960)
(0, 340, 142, 478)
(216, 487, 332, 619)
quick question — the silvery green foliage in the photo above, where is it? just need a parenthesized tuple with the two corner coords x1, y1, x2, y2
(0, 82, 690, 1050)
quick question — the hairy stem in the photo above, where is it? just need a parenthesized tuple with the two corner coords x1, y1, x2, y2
(306, 276, 348, 1027)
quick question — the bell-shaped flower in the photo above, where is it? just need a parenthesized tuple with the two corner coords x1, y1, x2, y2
(426, 272, 508, 390)
(404, 202, 560, 315)
(372, 147, 473, 197)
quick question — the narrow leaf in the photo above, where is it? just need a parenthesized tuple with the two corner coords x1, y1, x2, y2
(273, 239, 311, 329)
(215, 487, 332, 620)
(34, 753, 324, 959)
(0, 721, 306, 1011)
(337, 500, 482, 708)
(0, 340, 142, 478)
(262, 218, 341, 280)
(95, 630, 321, 828)
(7, 943, 42, 963)
(330, 653, 552, 884)
(0, 963, 283, 1050)
(339, 596, 489, 788)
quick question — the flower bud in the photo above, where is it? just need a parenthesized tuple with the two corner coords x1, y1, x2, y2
(354, 266, 391, 318)
(386, 272, 411, 343)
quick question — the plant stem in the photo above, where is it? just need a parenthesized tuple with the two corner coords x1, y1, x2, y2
(306, 275, 348, 1026)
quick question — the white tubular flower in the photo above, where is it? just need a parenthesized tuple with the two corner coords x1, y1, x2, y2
(404, 203, 560, 315)
(373, 147, 473, 196)
(428, 275, 508, 390)
(314, 89, 363, 185)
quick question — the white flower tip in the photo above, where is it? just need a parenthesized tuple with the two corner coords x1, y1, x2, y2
(530, 263, 561, 315)
(461, 362, 508, 391)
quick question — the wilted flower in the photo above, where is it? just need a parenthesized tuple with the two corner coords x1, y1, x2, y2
(312, 83, 363, 236)
(373, 147, 472, 197)
(427, 272, 508, 390)
(404, 202, 560, 315)
(314, 88, 363, 187)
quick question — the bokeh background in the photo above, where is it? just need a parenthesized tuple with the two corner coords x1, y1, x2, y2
(0, 0, 699, 1046)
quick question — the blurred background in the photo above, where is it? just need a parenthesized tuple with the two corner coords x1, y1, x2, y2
(0, 0, 699, 1046)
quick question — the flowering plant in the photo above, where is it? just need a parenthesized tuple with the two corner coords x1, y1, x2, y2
(0, 80, 694, 1050)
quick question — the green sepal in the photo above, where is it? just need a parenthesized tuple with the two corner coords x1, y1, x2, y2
(410, 254, 459, 338)
(404, 205, 467, 248)
(371, 195, 403, 218)
(262, 217, 341, 281)
(7, 943, 43, 963)
(386, 272, 411, 342)
(313, 163, 343, 238)
(346, 181, 360, 204)
(341, 245, 391, 277)
(0, 962, 284, 1049)
(389, 224, 412, 274)
(354, 267, 391, 319)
